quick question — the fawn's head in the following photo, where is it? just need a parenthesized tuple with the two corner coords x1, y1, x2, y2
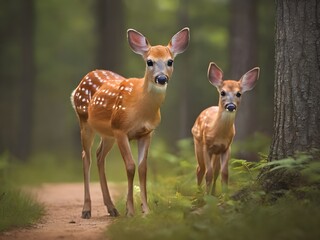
(208, 62, 260, 112)
(127, 28, 189, 89)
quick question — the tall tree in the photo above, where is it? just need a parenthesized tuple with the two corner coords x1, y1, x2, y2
(95, 0, 125, 72)
(269, 0, 320, 160)
(229, 0, 258, 159)
(16, 0, 36, 161)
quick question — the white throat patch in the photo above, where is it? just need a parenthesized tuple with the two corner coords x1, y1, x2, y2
(147, 82, 167, 93)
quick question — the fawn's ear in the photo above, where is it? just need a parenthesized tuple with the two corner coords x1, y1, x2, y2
(239, 67, 260, 93)
(168, 27, 190, 57)
(127, 29, 151, 56)
(208, 62, 224, 88)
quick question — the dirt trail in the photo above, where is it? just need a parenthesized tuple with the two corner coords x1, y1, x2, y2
(1, 182, 126, 240)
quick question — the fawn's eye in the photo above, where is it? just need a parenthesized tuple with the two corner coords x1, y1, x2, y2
(220, 91, 226, 97)
(147, 60, 153, 67)
(236, 92, 242, 98)
(167, 59, 173, 67)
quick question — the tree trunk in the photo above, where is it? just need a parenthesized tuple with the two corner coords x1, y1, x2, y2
(229, 0, 258, 159)
(269, 0, 320, 161)
(16, 0, 36, 161)
(95, 0, 125, 72)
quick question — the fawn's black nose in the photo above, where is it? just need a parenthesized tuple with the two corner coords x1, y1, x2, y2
(225, 103, 237, 112)
(155, 75, 168, 85)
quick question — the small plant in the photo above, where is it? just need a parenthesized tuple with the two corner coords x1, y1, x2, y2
(230, 158, 267, 183)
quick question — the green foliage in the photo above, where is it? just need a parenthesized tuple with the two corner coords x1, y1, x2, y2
(257, 151, 320, 197)
(230, 158, 267, 184)
(186, 194, 320, 240)
(107, 145, 320, 240)
(0, 154, 44, 232)
(108, 187, 320, 240)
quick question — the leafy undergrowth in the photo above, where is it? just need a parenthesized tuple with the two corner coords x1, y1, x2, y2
(106, 145, 320, 240)
(107, 182, 320, 240)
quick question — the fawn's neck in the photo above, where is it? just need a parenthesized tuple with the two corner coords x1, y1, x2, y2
(142, 74, 167, 107)
(211, 107, 236, 138)
(126, 75, 166, 122)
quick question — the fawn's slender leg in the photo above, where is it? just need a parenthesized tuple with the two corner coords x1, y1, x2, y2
(220, 148, 230, 193)
(194, 138, 205, 187)
(116, 132, 136, 216)
(96, 137, 119, 217)
(80, 122, 94, 219)
(211, 154, 221, 195)
(137, 134, 151, 214)
(204, 146, 213, 194)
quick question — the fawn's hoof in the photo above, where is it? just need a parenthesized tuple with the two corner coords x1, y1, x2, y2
(81, 210, 91, 219)
(125, 209, 135, 217)
(141, 204, 150, 215)
(108, 208, 120, 217)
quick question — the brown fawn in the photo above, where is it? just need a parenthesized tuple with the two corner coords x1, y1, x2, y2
(192, 62, 259, 195)
(71, 28, 189, 218)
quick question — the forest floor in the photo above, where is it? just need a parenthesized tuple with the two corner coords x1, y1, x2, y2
(0, 182, 126, 240)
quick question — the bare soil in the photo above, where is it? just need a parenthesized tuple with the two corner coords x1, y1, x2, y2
(1, 182, 126, 240)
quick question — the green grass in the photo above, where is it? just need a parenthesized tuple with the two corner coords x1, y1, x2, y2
(0, 154, 44, 232)
(0, 153, 44, 232)
(0, 187, 45, 232)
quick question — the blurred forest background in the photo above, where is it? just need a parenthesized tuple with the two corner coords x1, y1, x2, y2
(0, 0, 274, 164)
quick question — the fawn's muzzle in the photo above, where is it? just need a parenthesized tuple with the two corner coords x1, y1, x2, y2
(225, 103, 237, 112)
(155, 75, 168, 85)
